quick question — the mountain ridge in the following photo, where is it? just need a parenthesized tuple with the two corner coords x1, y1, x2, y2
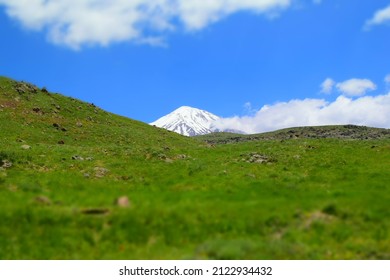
(196, 125, 390, 144)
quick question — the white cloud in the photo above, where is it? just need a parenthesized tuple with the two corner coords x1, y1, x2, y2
(0, 0, 291, 49)
(365, 5, 390, 29)
(385, 74, 390, 84)
(320, 78, 335, 94)
(213, 93, 390, 134)
(243, 102, 258, 115)
(177, 0, 290, 30)
(336, 78, 377, 97)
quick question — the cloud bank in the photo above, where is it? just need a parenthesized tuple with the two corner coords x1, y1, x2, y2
(0, 0, 291, 49)
(213, 93, 390, 134)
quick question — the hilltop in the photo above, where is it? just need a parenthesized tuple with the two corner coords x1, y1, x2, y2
(150, 106, 246, 136)
(1, 76, 389, 260)
(150, 106, 220, 136)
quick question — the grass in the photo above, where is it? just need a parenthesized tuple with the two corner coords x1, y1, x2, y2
(1, 76, 390, 259)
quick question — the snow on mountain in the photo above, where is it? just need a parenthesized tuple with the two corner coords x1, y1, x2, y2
(150, 106, 221, 136)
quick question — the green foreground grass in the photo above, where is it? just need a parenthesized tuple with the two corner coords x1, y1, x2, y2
(1, 76, 389, 259)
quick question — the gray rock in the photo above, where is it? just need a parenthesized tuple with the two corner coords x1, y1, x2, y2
(175, 154, 189, 160)
(14, 81, 39, 94)
(241, 153, 276, 164)
(72, 155, 84, 161)
(1, 160, 12, 169)
(94, 167, 109, 178)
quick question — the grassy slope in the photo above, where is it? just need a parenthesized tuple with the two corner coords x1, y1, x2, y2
(1, 76, 389, 260)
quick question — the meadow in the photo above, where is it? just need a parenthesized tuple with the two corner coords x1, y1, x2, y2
(1, 76, 389, 259)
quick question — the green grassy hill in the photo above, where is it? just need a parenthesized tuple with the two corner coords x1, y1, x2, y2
(1, 76, 389, 260)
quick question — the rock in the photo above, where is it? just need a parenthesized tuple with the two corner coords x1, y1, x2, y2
(175, 154, 188, 160)
(94, 167, 109, 178)
(249, 154, 268, 164)
(115, 196, 131, 208)
(52, 123, 67, 131)
(35, 196, 52, 205)
(58, 140, 65, 145)
(1, 160, 12, 169)
(76, 122, 83, 127)
(158, 154, 167, 160)
(72, 155, 84, 161)
(14, 81, 39, 94)
(21, 145, 31, 150)
(241, 153, 276, 164)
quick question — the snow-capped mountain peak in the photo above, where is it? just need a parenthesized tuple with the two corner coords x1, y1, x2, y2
(150, 106, 220, 136)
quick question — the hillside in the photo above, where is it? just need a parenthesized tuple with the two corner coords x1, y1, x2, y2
(1, 76, 390, 260)
(0, 76, 197, 151)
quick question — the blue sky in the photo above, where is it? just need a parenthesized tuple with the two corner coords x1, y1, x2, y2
(0, 0, 389, 132)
